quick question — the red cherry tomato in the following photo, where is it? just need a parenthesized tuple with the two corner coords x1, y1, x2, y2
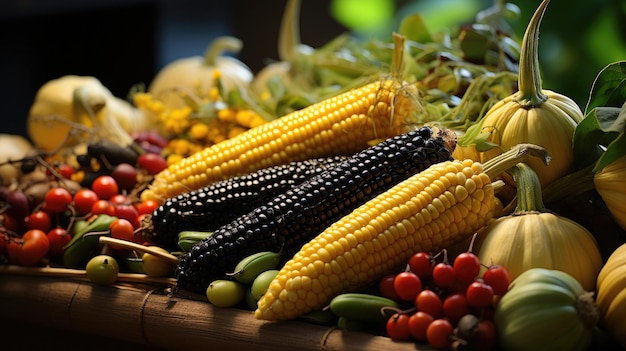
(386, 313, 412, 341)
(426, 318, 453, 349)
(137, 153, 168, 175)
(135, 199, 159, 215)
(408, 251, 432, 279)
(113, 204, 139, 228)
(2, 214, 20, 232)
(442, 293, 469, 323)
(482, 265, 511, 295)
(0, 232, 7, 255)
(432, 262, 456, 288)
(6, 229, 50, 266)
(57, 163, 75, 179)
(25, 210, 52, 232)
(378, 273, 400, 301)
(415, 289, 443, 318)
(111, 163, 138, 191)
(408, 311, 434, 341)
(109, 194, 130, 206)
(109, 218, 137, 250)
(466, 281, 494, 308)
(73, 189, 99, 215)
(47, 227, 71, 256)
(393, 271, 423, 301)
(472, 319, 497, 350)
(91, 200, 116, 216)
(453, 251, 481, 284)
(44, 187, 73, 214)
(91, 175, 119, 200)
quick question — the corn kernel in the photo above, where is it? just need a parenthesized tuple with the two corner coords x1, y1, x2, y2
(143, 79, 421, 202)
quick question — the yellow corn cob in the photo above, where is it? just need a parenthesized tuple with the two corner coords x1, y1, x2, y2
(255, 144, 550, 321)
(141, 78, 422, 202)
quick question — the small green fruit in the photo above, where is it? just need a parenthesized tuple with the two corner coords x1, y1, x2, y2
(206, 280, 245, 307)
(86, 255, 119, 285)
(250, 269, 279, 301)
(142, 247, 175, 277)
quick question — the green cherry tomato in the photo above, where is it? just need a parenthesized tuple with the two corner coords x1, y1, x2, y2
(250, 269, 279, 301)
(206, 279, 245, 307)
(86, 254, 119, 285)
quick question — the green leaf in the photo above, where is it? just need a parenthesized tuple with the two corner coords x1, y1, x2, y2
(593, 103, 626, 172)
(398, 13, 433, 43)
(584, 61, 626, 114)
(573, 103, 626, 171)
(572, 61, 626, 172)
(457, 121, 498, 151)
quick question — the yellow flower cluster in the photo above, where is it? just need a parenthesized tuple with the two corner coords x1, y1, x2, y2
(133, 92, 193, 135)
(132, 75, 268, 163)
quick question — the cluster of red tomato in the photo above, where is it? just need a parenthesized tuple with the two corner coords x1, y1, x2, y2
(0, 147, 168, 268)
(379, 248, 511, 350)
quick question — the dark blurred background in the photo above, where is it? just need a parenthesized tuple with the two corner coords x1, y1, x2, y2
(1, 0, 625, 138)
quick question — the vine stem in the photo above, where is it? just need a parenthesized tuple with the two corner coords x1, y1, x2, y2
(514, 0, 550, 107)
(99, 236, 180, 265)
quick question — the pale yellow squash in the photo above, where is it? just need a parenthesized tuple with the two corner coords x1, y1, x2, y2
(27, 75, 151, 152)
(473, 0, 583, 188)
(148, 36, 253, 108)
(476, 163, 603, 291)
(593, 155, 626, 231)
(596, 243, 626, 349)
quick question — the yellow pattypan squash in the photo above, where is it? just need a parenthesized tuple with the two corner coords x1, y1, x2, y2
(148, 36, 253, 108)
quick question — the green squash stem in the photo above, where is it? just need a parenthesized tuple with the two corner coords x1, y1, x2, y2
(482, 143, 551, 182)
(509, 162, 546, 213)
(575, 291, 600, 330)
(203, 36, 244, 66)
(278, 0, 301, 62)
(514, 0, 550, 108)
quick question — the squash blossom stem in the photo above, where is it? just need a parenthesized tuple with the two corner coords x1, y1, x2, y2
(510, 162, 547, 213)
(514, 0, 550, 108)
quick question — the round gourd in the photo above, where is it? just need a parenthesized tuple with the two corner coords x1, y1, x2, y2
(475, 163, 603, 291)
(596, 243, 626, 348)
(476, 211, 603, 291)
(472, 0, 583, 188)
(27, 75, 103, 151)
(593, 155, 626, 231)
(494, 268, 599, 351)
(27, 75, 151, 152)
(0, 134, 35, 185)
(148, 36, 253, 108)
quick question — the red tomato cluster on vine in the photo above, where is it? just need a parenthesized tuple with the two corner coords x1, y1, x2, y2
(0, 146, 167, 268)
(380, 248, 510, 350)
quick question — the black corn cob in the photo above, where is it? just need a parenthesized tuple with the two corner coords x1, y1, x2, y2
(175, 127, 456, 293)
(144, 156, 350, 251)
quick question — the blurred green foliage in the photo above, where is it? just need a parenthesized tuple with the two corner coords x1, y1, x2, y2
(331, 0, 626, 108)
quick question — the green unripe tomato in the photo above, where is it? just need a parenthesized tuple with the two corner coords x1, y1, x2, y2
(250, 269, 279, 301)
(206, 280, 245, 308)
(245, 286, 258, 310)
(86, 255, 119, 285)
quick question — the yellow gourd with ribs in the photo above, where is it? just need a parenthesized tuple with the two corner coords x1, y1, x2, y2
(27, 75, 153, 152)
(593, 155, 626, 231)
(596, 243, 626, 349)
(475, 163, 603, 292)
(467, 0, 583, 188)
